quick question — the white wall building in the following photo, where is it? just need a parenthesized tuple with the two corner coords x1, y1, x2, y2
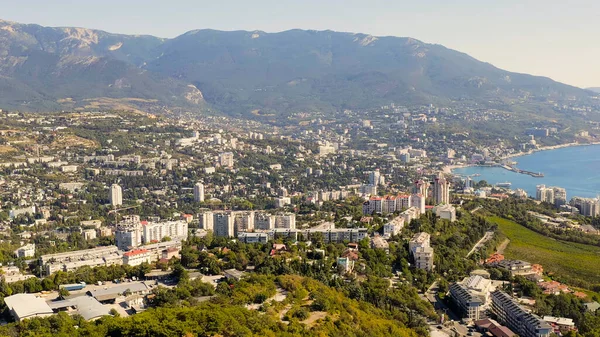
(14, 243, 35, 258)
(110, 184, 123, 207)
(193, 182, 205, 202)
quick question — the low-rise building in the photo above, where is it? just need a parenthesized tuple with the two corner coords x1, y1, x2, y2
(123, 249, 152, 266)
(434, 204, 457, 222)
(4, 294, 53, 321)
(14, 243, 35, 258)
(383, 216, 404, 238)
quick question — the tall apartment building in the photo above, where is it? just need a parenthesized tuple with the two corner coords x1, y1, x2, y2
(570, 197, 600, 217)
(193, 182, 205, 202)
(410, 193, 426, 214)
(382, 195, 397, 213)
(198, 211, 214, 231)
(369, 169, 385, 186)
(254, 212, 275, 230)
(234, 211, 255, 233)
(115, 215, 142, 251)
(396, 194, 411, 211)
(433, 173, 450, 205)
(491, 290, 552, 337)
(362, 196, 383, 214)
(274, 213, 296, 229)
(536, 185, 555, 204)
(219, 152, 234, 168)
(110, 184, 123, 207)
(213, 212, 235, 237)
(360, 184, 378, 196)
(401, 207, 421, 225)
(413, 179, 429, 198)
(552, 187, 567, 207)
(409, 232, 431, 254)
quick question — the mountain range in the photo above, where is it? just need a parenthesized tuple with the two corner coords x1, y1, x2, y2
(0, 18, 593, 117)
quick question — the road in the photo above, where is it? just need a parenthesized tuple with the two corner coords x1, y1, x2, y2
(466, 231, 494, 258)
(470, 206, 483, 214)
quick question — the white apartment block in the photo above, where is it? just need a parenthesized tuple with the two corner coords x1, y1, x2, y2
(194, 182, 205, 202)
(14, 243, 35, 258)
(115, 216, 143, 251)
(414, 246, 434, 271)
(275, 197, 291, 208)
(40, 246, 123, 276)
(434, 204, 457, 222)
(110, 184, 123, 207)
(409, 232, 431, 253)
(213, 212, 235, 237)
(383, 217, 405, 238)
(142, 220, 188, 243)
(198, 211, 214, 231)
(410, 193, 426, 214)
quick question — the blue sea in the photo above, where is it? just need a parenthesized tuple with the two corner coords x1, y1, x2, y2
(453, 145, 600, 199)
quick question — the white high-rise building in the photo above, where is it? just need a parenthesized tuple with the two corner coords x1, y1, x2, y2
(275, 213, 296, 229)
(110, 184, 123, 207)
(536, 185, 555, 204)
(552, 187, 567, 207)
(213, 212, 235, 237)
(410, 194, 426, 214)
(199, 211, 214, 231)
(369, 170, 385, 186)
(194, 183, 205, 202)
(219, 152, 234, 168)
(115, 215, 142, 251)
(413, 179, 429, 198)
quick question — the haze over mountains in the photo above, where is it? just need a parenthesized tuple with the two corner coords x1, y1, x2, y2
(0, 18, 593, 117)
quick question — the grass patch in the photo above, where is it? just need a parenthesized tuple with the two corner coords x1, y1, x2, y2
(489, 216, 600, 288)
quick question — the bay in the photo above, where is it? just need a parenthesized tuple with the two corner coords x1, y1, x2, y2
(453, 144, 600, 199)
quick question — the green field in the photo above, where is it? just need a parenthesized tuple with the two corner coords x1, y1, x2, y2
(489, 216, 600, 287)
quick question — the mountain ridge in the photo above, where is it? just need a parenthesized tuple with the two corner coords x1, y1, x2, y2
(0, 18, 593, 117)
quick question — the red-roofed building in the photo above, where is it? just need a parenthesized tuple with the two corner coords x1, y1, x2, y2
(485, 253, 504, 265)
(123, 249, 152, 266)
(182, 214, 193, 223)
(532, 264, 544, 275)
(539, 281, 571, 295)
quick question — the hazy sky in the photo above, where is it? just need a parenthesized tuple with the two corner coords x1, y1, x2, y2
(3, 0, 599, 88)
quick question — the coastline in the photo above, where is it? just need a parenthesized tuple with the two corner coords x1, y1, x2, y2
(501, 141, 600, 160)
(444, 141, 600, 175)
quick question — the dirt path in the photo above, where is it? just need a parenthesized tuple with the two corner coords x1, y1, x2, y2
(496, 238, 510, 254)
(302, 311, 328, 327)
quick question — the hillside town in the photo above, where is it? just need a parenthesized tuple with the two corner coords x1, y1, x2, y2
(0, 110, 598, 336)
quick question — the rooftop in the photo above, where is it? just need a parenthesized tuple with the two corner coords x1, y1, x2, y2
(4, 293, 53, 321)
(47, 295, 110, 321)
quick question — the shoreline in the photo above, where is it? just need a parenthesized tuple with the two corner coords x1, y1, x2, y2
(502, 141, 600, 160)
(444, 141, 600, 175)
